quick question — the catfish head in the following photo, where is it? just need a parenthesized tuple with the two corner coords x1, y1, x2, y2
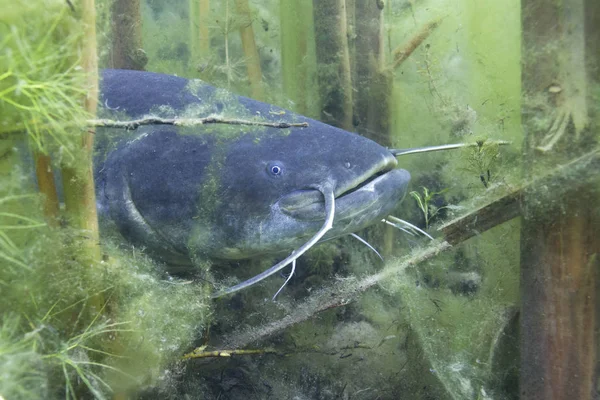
(213, 121, 411, 260)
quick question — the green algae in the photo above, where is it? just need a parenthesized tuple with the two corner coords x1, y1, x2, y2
(0, 185, 212, 398)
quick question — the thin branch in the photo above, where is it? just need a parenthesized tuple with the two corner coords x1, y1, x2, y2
(234, 0, 264, 100)
(87, 116, 309, 131)
(391, 18, 442, 70)
(183, 347, 279, 359)
(2, 115, 309, 137)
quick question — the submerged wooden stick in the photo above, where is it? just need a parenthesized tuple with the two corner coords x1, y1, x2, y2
(313, 0, 354, 130)
(391, 18, 442, 70)
(189, 0, 210, 61)
(110, 0, 146, 70)
(183, 347, 278, 359)
(1, 116, 310, 137)
(88, 116, 309, 130)
(440, 148, 600, 245)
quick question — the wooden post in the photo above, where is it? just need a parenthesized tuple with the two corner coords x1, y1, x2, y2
(353, 0, 391, 146)
(61, 0, 101, 265)
(312, 0, 353, 130)
(519, 0, 600, 399)
(199, 0, 210, 55)
(189, 0, 210, 61)
(110, 0, 147, 70)
(351, 0, 394, 255)
(234, 0, 264, 101)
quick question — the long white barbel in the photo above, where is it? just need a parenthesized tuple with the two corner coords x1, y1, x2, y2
(213, 186, 335, 298)
(389, 140, 510, 157)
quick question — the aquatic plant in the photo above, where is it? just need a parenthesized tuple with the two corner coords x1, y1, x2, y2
(410, 186, 448, 229)
(0, 4, 87, 165)
(461, 140, 502, 188)
(0, 189, 212, 398)
(0, 313, 47, 399)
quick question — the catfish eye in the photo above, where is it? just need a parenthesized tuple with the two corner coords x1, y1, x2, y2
(266, 162, 283, 176)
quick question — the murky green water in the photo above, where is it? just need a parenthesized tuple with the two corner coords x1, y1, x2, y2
(1, 0, 598, 399)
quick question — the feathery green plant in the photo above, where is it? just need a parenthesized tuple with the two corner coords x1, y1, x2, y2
(0, 190, 212, 398)
(461, 139, 502, 188)
(0, 0, 89, 167)
(40, 299, 135, 400)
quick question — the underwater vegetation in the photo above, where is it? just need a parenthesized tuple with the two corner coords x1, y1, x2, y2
(2, 0, 599, 399)
(410, 185, 448, 229)
(1, 0, 517, 399)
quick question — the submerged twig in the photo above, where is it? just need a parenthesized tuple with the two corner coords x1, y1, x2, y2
(88, 116, 309, 131)
(2, 116, 309, 137)
(234, 0, 264, 100)
(391, 18, 442, 70)
(183, 346, 279, 359)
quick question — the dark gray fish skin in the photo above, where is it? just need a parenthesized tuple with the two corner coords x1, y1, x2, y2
(95, 69, 410, 265)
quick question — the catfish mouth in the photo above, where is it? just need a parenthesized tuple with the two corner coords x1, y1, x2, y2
(278, 153, 399, 220)
(337, 170, 387, 198)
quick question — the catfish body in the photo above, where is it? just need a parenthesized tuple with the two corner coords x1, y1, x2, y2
(96, 70, 410, 265)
